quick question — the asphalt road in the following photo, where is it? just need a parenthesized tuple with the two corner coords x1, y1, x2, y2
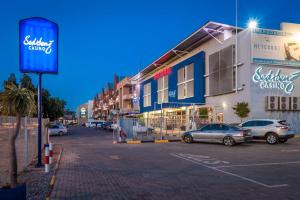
(51, 126, 300, 200)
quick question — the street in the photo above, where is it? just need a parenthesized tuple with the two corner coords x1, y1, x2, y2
(50, 126, 300, 200)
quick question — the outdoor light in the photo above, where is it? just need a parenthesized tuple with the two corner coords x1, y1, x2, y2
(293, 32, 300, 42)
(248, 20, 258, 29)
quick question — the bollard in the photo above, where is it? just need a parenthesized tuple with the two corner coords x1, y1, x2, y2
(49, 143, 53, 164)
(45, 144, 50, 173)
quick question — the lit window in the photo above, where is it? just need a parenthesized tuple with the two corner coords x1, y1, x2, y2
(157, 76, 168, 104)
(177, 63, 194, 99)
(143, 83, 151, 107)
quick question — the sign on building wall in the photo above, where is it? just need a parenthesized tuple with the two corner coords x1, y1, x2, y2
(251, 28, 300, 67)
(252, 66, 300, 94)
(80, 107, 87, 118)
(19, 17, 58, 73)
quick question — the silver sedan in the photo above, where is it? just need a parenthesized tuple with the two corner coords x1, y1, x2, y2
(182, 123, 252, 146)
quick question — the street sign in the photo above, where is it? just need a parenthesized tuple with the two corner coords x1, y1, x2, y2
(19, 17, 59, 167)
(19, 17, 58, 73)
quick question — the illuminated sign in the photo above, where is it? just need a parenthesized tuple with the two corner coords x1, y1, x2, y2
(80, 107, 87, 118)
(19, 17, 58, 73)
(252, 66, 300, 94)
(154, 68, 172, 80)
(168, 90, 176, 98)
(251, 28, 300, 66)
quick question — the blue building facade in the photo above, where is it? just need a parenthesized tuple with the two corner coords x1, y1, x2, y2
(140, 51, 205, 113)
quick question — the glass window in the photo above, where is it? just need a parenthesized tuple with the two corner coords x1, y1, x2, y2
(143, 83, 151, 107)
(242, 121, 256, 127)
(208, 45, 235, 96)
(257, 121, 273, 126)
(201, 125, 212, 131)
(177, 63, 194, 100)
(157, 76, 168, 104)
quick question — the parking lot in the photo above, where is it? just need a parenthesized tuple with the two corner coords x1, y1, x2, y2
(51, 126, 300, 200)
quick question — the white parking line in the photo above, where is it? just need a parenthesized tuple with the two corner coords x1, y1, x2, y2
(171, 153, 288, 188)
(215, 161, 300, 168)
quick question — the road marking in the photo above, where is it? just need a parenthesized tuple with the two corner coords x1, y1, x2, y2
(171, 153, 288, 188)
(215, 161, 300, 168)
(176, 153, 230, 165)
(281, 149, 300, 152)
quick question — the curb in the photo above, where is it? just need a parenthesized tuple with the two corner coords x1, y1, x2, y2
(45, 144, 64, 200)
(154, 139, 169, 143)
(126, 140, 141, 144)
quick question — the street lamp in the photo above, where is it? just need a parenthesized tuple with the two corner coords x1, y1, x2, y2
(248, 19, 258, 29)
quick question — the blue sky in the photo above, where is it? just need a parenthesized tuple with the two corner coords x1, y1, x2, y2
(0, 0, 299, 111)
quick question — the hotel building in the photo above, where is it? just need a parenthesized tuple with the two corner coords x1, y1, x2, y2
(132, 21, 300, 134)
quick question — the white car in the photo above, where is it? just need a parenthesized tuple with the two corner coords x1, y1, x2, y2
(48, 124, 68, 136)
(240, 119, 294, 144)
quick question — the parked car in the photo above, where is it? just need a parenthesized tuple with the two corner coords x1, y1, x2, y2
(102, 121, 113, 130)
(96, 121, 106, 128)
(239, 119, 294, 144)
(182, 123, 252, 146)
(48, 124, 68, 136)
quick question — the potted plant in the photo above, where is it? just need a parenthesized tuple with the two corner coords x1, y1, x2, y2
(232, 102, 250, 123)
(0, 84, 36, 200)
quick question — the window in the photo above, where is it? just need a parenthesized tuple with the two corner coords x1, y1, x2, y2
(257, 121, 273, 126)
(143, 83, 151, 107)
(208, 45, 235, 96)
(177, 63, 194, 99)
(241, 121, 256, 127)
(157, 76, 168, 104)
(201, 125, 212, 131)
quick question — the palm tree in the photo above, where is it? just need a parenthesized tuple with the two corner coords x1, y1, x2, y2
(0, 84, 36, 188)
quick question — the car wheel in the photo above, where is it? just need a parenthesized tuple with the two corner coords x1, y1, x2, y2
(59, 131, 64, 136)
(279, 138, 288, 143)
(223, 136, 235, 146)
(266, 133, 279, 144)
(183, 135, 193, 143)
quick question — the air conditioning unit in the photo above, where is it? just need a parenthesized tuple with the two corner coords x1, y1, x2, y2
(266, 96, 279, 111)
(290, 97, 300, 111)
(279, 96, 289, 111)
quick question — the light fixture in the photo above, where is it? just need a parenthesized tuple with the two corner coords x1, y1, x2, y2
(293, 32, 300, 42)
(248, 20, 258, 29)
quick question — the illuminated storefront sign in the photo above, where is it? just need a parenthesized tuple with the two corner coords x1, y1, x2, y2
(252, 66, 300, 94)
(80, 107, 87, 118)
(251, 28, 300, 67)
(154, 67, 172, 80)
(19, 17, 58, 73)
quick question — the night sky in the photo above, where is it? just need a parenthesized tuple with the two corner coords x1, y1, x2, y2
(0, 0, 299, 111)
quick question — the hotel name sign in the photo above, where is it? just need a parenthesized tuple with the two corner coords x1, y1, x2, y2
(251, 28, 300, 67)
(252, 66, 300, 94)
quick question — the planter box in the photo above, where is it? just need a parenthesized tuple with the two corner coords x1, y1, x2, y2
(0, 184, 26, 200)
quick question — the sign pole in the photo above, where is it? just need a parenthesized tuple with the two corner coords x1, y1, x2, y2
(37, 73, 43, 166)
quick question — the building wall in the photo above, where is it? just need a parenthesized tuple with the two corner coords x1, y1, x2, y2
(140, 51, 205, 113)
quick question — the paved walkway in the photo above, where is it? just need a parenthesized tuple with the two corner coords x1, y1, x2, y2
(50, 126, 300, 200)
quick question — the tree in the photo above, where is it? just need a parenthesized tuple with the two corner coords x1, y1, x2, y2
(4, 73, 18, 87)
(20, 73, 36, 92)
(232, 102, 250, 122)
(0, 84, 36, 188)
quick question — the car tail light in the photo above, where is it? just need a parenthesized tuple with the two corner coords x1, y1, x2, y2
(235, 132, 245, 136)
(276, 125, 288, 129)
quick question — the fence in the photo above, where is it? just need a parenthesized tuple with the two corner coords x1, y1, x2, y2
(0, 116, 48, 186)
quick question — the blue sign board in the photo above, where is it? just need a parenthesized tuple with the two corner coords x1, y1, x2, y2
(19, 17, 58, 73)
